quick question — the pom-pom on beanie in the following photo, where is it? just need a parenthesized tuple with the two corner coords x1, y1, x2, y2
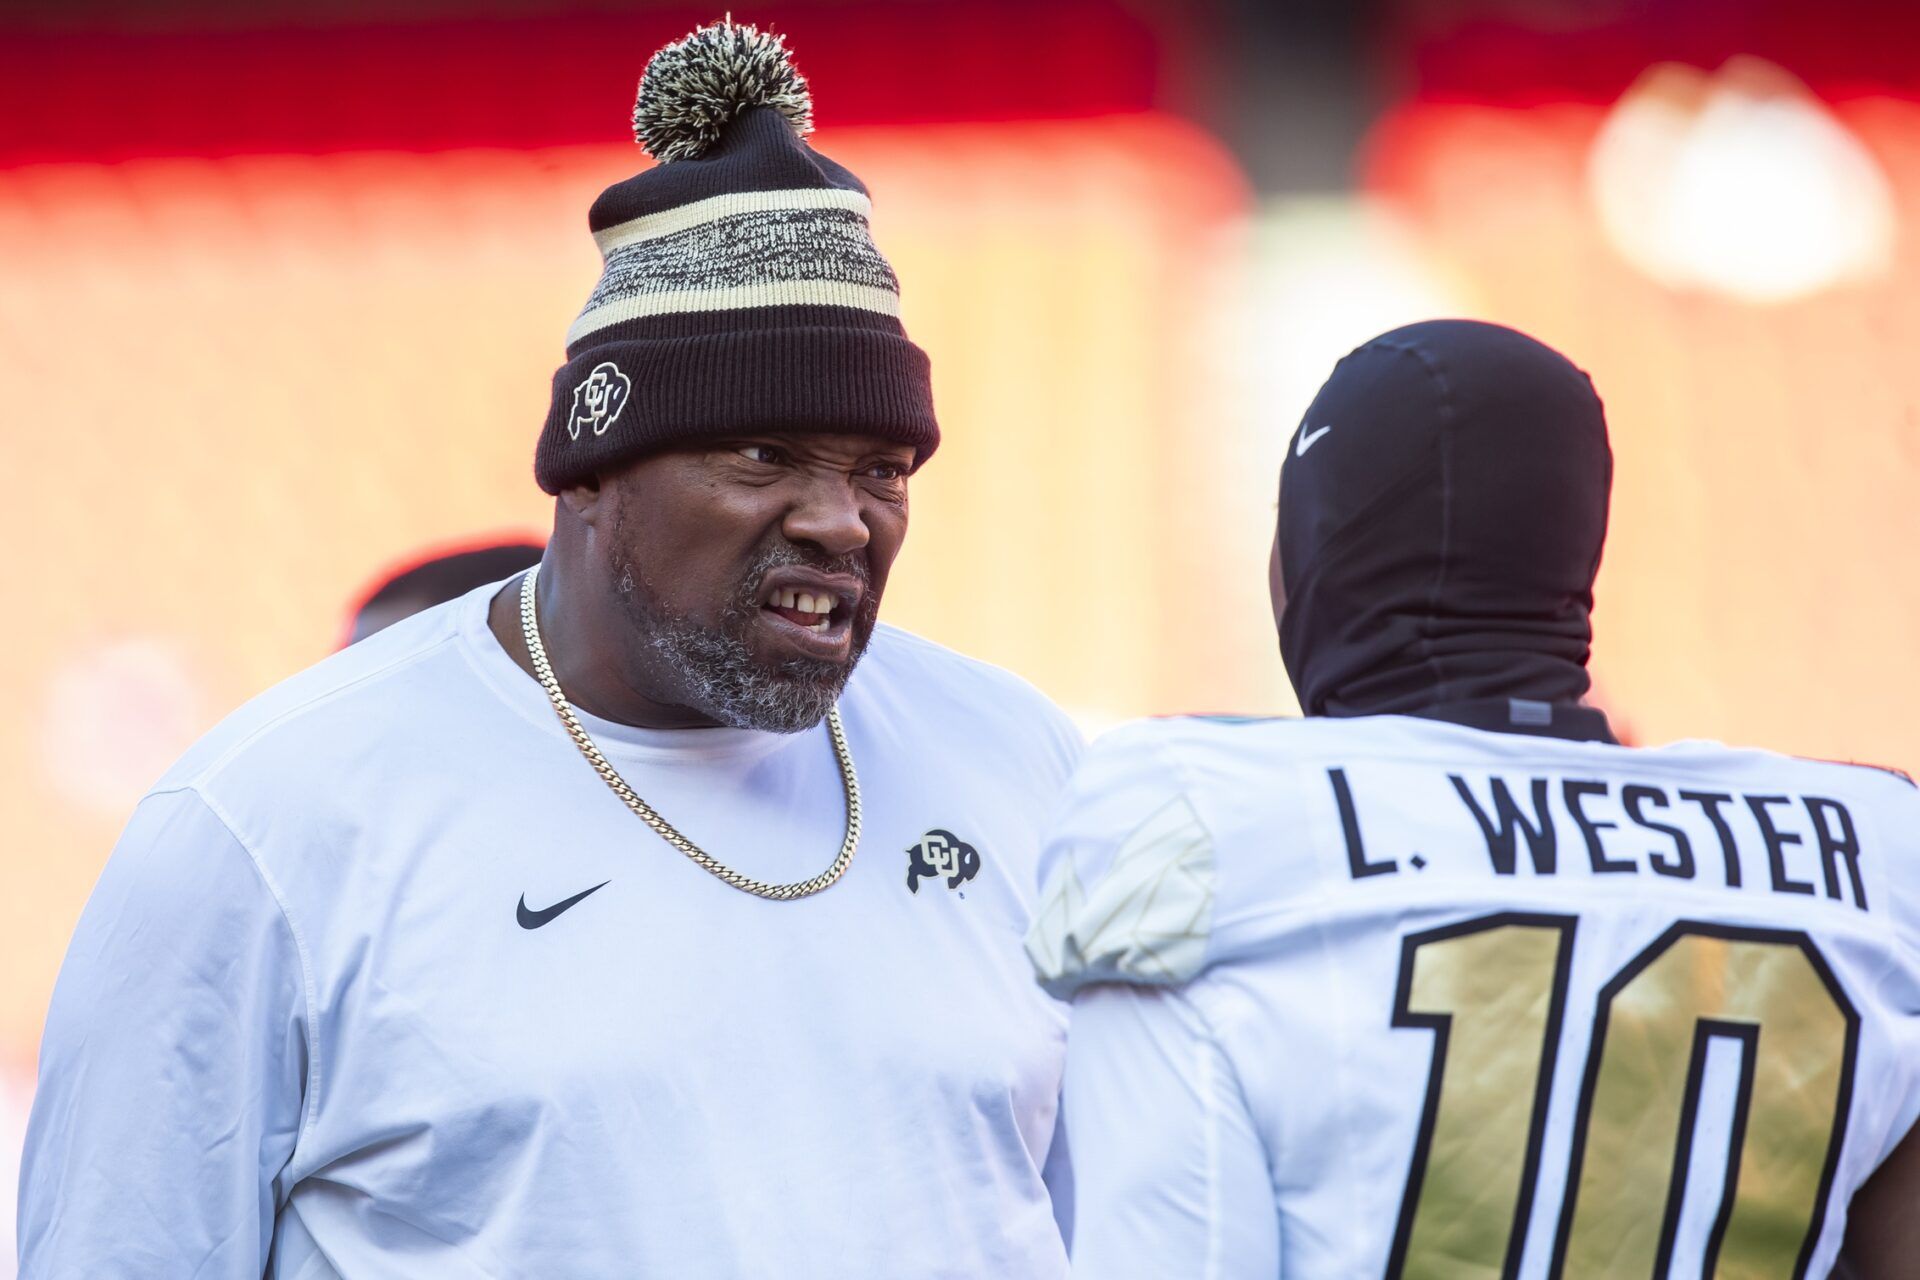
(534, 18, 939, 494)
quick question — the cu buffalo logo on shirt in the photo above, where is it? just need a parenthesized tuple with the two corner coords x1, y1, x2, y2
(567, 361, 632, 440)
(907, 829, 980, 894)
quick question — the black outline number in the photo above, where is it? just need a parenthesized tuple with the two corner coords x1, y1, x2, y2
(1548, 922, 1859, 1280)
(1385, 916, 1859, 1279)
(1386, 913, 1577, 1279)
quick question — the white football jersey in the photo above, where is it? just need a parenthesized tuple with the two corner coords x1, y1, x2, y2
(1028, 712, 1920, 1279)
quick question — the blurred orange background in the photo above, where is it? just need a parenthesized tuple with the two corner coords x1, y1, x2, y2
(4, 0, 1920, 1256)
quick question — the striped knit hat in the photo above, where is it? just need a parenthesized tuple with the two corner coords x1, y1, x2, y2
(534, 19, 938, 494)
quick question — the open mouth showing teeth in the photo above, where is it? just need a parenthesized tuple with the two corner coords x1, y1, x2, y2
(763, 587, 844, 634)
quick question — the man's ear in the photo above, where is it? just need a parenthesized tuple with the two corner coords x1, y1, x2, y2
(559, 473, 605, 524)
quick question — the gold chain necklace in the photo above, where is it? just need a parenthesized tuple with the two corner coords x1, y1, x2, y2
(518, 565, 862, 901)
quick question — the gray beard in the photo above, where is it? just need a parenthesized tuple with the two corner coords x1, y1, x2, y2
(619, 541, 876, 734)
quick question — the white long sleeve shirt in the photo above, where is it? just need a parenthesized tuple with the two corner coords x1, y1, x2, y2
(22, 581, 1081, 1278)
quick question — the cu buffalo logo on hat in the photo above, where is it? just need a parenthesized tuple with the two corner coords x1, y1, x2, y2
(907, 829, 980, 894)
(567, 362, 632, 440)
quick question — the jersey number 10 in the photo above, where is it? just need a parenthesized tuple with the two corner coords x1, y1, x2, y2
(1387, 913, 1858, 1280)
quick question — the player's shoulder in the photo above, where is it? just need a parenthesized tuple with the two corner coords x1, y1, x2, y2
(1027, 714, 1326, 1000)
(854, 623, 1081, 756)
(1063, 712, 1383, 816)
(1095, 709, 1351, 758)
(1193, 713, 1912, 803)
(154, 586, 482, 802)
(1656, 741, 1920, 894)
(1636, 736, 1919, 805)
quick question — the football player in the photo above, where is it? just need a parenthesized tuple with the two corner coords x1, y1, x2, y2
(1027, 320, 1920, 1278)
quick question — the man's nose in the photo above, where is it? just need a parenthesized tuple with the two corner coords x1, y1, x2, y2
(782, 476, 871, 557)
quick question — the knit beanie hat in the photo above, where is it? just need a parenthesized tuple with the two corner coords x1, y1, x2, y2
(534, 19, 939, 494)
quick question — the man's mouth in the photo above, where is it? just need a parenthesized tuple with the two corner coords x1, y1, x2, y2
(764, 586, 844, 633)
(754, 571, 864, 655)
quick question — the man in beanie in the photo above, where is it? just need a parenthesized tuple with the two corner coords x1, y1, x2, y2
(1027, 320, 1920, 1277)
(21, 22, 1078, 1277)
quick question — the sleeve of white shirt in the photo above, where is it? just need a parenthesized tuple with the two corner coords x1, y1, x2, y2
(19, 786, 310, 1278)
(1061, 982, 1279, 1280)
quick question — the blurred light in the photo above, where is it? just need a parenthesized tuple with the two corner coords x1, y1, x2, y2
(1248, 197, 1468, 437)
(1362, 87, 1920, 771)
(1210, 197, 1470, 716)
(1590, 57, 1895, 303)
(40, 638, 205, 817)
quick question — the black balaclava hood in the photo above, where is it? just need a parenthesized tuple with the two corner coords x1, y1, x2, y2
(1277, 320, 1612, 730)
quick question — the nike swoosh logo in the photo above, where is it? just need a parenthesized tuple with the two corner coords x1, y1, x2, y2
(517, 880, 610, 930)
(1296, 425, 1333, 457)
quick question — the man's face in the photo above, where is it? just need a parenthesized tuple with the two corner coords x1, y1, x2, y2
(596, 432, 915, 732)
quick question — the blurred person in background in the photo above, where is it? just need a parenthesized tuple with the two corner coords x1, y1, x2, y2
(20, 22, 1078, 1278)
(342, 540, 545, 646)
(1028, 320, 1920, 1278)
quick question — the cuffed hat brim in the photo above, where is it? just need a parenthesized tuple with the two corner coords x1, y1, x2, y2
(534, 322, 938, 494)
